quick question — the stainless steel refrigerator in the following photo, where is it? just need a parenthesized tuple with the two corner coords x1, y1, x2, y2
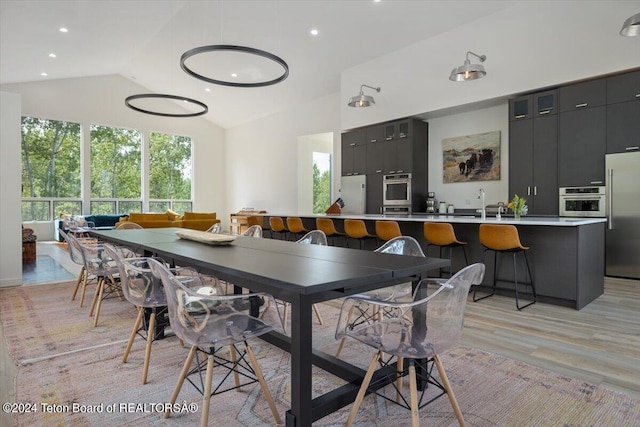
(606, 151, 640, 279)
(340, 175, 366, 214)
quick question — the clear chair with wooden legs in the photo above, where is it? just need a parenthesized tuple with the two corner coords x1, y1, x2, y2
(59, 229, 89, 304)
(336, 263, 485, 427)
(335, 236, 425, 357)
(147, 259, 284, 427)
(64, 231, 121, 326)
(375, 220, 402, 243)
(316, 217, 346, 246)
(474, 224, 536, 310)
(104, 244, 173, 384)
(206, 223, 222, 233)
(115, 222, 143, 229)
(243, 224, 263, 238)
(269, 216, 288, 240)
(344, 219, 377, 249)
(286, 217, 309, 241)
(424, 222, 469, 278)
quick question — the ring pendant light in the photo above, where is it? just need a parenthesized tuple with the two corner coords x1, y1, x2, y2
(125, 94, 208, 118)
(180, 44, 289, 88)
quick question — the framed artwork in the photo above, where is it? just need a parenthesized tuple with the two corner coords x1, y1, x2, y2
(442, 130, 501, 183)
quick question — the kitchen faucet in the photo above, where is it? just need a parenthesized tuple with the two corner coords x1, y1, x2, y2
(478, 188, 486, 220)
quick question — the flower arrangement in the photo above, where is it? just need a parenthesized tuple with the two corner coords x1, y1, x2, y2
(508, 194, 528, 218)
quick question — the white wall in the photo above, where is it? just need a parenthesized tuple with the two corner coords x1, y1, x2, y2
(427, 104, 509, 211)
(341, 1, 640, 130)
(0, 91, 23, 286)
(225, 92, 341, 221)
(1, 75, 226, 240)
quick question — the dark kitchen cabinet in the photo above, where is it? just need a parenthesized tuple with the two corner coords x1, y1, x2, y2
(558, 106, 606, 186)
(606, 100, 640, 154)
(341, 129, 366, 176)
(366, 139, 385, 174)
(559, 79, 606, 112)
(606, 69, 640, 104)
(534, 90, 558, 117)
(508, 109, 558, 215)
(366, 172, 383, 215)
(509, 95, 533, 121)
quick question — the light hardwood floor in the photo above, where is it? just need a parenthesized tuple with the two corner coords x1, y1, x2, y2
(1, 243, 638, 426)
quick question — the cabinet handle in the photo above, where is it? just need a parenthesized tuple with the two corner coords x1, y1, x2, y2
(590, 181, 603, 185)
(370, 139, 377, 143)
(626, 146, 640, 151)
(353, 172, 359, 175)
(399, 133, 407, 138)
(397, 170, 404, 173)
(636, 94, 640, 98)
(575, 103, 588, 108)
(538, 109, 551, 115)
(534, 186, 538, 196)
(515, 114, 526, 119)
(349, 143, 356, 146)
(389, 170, 396, 174)
(376, 170, 382, 173)
(385, 137, 393, 141)
(527, 186, 531, 196)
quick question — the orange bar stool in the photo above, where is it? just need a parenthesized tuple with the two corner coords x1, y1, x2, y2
(286, 217, 309, 241)
(316, 218, 346, 246)
(474, 223, 536, 310)
(423, 222, 469, 278)
(375, 220, 402, 243)
(344, 219, 377, 250)
(268, 217, 288, 240)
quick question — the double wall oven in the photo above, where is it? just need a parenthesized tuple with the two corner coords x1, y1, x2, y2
(559, 186, 606, 217)
(383, 173, 411, 214)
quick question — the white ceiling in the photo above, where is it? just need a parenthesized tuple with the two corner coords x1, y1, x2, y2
(0, 0, 522, 129)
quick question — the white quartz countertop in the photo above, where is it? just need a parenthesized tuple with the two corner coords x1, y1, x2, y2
(270, 213, 607, 227)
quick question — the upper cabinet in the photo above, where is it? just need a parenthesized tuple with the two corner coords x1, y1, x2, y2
(341, 128, 367, 176)
(606, 69, 640, 104)
(533, 90, 558, 117)
(509, 95, 533, 121)
(559, 79, 606, 112)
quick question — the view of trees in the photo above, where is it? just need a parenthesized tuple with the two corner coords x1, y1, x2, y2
(313, 162, 331, 214)
(21, 117, 193, 220)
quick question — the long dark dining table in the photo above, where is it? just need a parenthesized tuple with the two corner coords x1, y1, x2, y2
(92, 227, 450, 427)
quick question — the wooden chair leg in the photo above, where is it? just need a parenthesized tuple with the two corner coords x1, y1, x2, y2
(312, 304, 324, 325)
(396, 356, 404, 403)
(433, 354, 466, 427)
(142, 311, 156, 384)
(229, 345, 241, 389)
(165, 345, 197, 418)
(246, 343, 283, 426)
(335, 337, 347, 357)
(89, 277, 103, 316)
(79, 271, 90, 308)
(122, 307, 144, 363)
(408, 362, 420, 427)
(92, 278, 106, 327)
(282, 302, 288, 333)
(346, 350, 381, 427)
(71, 266, 85, 301)
(200, 353, 215, 427)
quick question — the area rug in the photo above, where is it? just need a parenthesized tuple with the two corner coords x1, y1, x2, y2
(2, 281, 638, 426)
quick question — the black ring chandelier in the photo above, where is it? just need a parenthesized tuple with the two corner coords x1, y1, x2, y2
(180, 44, 289, 88)
(125, 94, 208, 118)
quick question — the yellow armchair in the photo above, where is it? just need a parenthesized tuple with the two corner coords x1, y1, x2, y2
(177, 212, 220, 231)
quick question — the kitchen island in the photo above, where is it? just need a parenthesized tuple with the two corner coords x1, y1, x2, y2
(264, 213, 606, 309)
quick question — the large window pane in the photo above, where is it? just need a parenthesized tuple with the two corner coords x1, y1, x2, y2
(53, 201, 82, 217)
(149, 201, 170, 213)
(90, 125, 141, 199)
(21, 201, 50, 221)
(149, 132, 192, 200)
(119, 201, 142, 213)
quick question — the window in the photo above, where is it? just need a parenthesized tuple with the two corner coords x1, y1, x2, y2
(149, 132, 192, 213)
(313, 152, 331, 214)
(90, 125, 142, 214)
(21, 116, 81, 220)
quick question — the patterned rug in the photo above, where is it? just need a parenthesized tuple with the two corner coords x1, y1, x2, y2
(1, 281, 638, 426)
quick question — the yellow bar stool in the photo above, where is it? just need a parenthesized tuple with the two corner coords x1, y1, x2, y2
(423, 222, 469, 278)
(344, 219, 377, 250)
(375, 220, 402, 243)
(268, 216, 288, 240)
(474, 223, 536, 310)
(286, 217, 310, 241)
(316, 218, 346, 246)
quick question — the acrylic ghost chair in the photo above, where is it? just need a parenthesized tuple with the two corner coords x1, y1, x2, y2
(336, 263, 485, 427)
(147, 258, 284, 427)
(115, 221, 144, 229)
(335, 236, 426, 358)
(59, 229, 90, 304)
(243, 224, 263, 238)
(206, 223, 222, 233)
(104, 243, 177, 384)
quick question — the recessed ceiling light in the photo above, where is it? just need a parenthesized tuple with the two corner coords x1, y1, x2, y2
(231, 73, 238, 78)
(59, 27, 68, 33)
(49, 53, 56, 58)
(204, 88, 211, 92)
(310, 28, 319, 36)
(41, 72, 48, 77)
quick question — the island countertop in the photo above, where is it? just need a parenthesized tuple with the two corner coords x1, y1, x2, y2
(269, 213, 606, 227)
